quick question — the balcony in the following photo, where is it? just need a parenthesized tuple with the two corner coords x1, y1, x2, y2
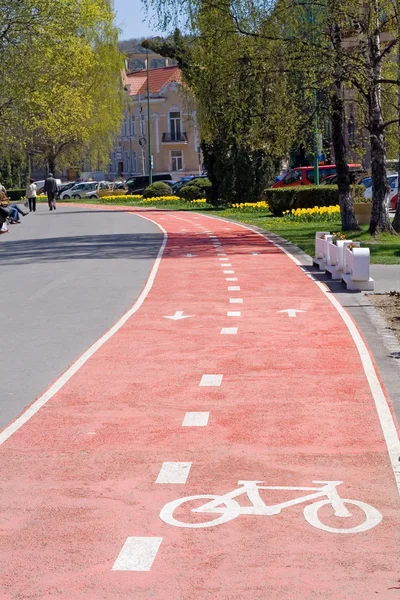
(162, 132, 188, 144)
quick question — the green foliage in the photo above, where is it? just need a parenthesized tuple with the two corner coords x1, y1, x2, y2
(178, 178, 211, 200)
(0, 0, 124, 173)
(142, 182, 172, 198)
(266, 185, 364, 216)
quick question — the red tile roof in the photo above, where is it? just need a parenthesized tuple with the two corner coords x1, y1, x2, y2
(125, 66, 182, 96)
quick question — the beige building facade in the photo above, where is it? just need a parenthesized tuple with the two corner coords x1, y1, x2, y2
(109, 62, 202, 180)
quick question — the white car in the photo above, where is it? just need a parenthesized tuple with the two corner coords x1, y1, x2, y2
(363, 174, 397, 205)
(60, 182, 97, 199)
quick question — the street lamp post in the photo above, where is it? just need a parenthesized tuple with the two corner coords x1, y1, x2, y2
(146, 49, 153, 185)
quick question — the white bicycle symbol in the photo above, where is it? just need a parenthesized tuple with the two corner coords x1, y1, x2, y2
(160, 480, 382, 534)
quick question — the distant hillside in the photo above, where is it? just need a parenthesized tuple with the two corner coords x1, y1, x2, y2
(119, 37, 177, 71)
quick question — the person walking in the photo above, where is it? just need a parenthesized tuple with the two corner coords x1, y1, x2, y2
(26, 179, 37, 212)
(44, 173, 58, 211)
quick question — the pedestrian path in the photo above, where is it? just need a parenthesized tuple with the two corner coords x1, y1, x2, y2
(0, 210, 399, 599)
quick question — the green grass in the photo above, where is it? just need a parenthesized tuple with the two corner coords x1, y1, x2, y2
(54, 198, 400, 264)
(207, 208, 400, 264)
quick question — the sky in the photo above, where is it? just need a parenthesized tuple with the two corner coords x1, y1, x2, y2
(114, 0, 161, 40)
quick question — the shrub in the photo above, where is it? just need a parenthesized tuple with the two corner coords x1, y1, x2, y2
(178, 178, 211, 200)
(6, 188, 26, 201)
(142, 181, 172, 198)
(265, 185, 365, 216)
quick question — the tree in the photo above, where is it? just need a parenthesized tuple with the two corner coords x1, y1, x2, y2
(0, 0, 124, 174)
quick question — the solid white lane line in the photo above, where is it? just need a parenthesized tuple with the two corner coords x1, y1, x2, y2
(112, 537, 163, 571)
(200, 374, 223, 387)
(226, 277, 238, 281)
(200, 212, 400, 494)
(0, 216, 168, 448)
(224, 270, 234, 274)
(182, 412, 210, 426)
(156, 462, 192, 484)
(230, 298, 243, 304)
(228, 286, 240, 291)
(221, 328, 238, 335)
(227, 311, 241, 316)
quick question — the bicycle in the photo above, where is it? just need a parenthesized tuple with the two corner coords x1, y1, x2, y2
(160, 480, 382, 534)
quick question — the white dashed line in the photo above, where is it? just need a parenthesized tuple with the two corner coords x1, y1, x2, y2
(228, 286, 240, 291)
(224, 270, 234, 274)
(112, 537, 163, 571)
(156, 462, 192, 484)
(200, 374, 223, 387)
(182, 412, 210, 426)
(230, 298, 243, 304)
(221, 263, 232, 267)
(227, 311, 241, 316)
(221, 327, 238, 335)
(226, 277, 238, 281)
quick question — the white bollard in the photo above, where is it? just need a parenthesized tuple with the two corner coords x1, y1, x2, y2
(342, 246, 374, 291)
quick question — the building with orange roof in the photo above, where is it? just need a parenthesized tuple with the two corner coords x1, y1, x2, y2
(109, 62, 201, 181)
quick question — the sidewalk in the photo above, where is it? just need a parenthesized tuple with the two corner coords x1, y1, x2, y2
(0, 210, 399, 599)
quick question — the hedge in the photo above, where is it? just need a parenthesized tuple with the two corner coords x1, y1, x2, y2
(264, 185, 365, 216)
(142, 181, 172, 198)
(179, 178, 211, 200)
(6, 188, 26, 201)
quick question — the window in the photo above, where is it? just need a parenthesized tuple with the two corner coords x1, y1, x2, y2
(130, 116, 135, 137)
(169, 111, 182, 141)
(283, 170, 302, 184)
(307, 168, 336, 184)
(140, 116, 145, 137)
(171, 150, 183, 171)
(131, 151, 137, 173)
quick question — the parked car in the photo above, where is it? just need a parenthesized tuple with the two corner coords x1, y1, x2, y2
(60, 182, 97, 199)
(85, 180, 128, 199)
(57, 182, 76, 198)
(320, 171, 367, 186)
(272, 164, 363, 188)
(126, 174, 173, 195)
(363, 174, 398, 205)
(171, 175, 208, 194)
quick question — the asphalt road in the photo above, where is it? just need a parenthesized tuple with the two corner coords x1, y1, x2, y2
(0, 203, 162, 429)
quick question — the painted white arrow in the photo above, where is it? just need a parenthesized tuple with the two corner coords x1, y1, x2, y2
(164, 311, 194, 321)
(278, 309, 305, 318)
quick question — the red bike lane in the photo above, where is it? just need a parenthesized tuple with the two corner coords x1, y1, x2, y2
(0, 209, 399, 599)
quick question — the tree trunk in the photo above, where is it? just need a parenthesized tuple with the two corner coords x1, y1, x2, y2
(393, 12, 400, 232)
(368, 4, 394, 235)
(330, 23, 359, 231)
(48, 155, 56, 175)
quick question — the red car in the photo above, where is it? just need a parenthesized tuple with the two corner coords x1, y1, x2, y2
(272, 164, 363, 188)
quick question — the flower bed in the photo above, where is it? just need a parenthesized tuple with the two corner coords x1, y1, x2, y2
(231, 201, 269, 210)
(283, 205, 340, 222)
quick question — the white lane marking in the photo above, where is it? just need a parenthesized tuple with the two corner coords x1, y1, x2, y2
(252, 252, 259, 255)
(278, 309, 305, 318)
(200, 374, 223, 387)
(156, 462, 192, 484)
(182, 412, 210, 427)
(199, 213, 400, 493)
(0, 216, 168, 448)
(228, 311, 241, 316)
(164, 311, 194, 320)
(228, 286, 240, 291)
(221, 327, 238, 335)
(112, 537, 163, 571)
(224, 270, 235, 274)
(226, 277, 238, 281)
(230, 298, 243, 304)
(221, 263, 232, 267)
(185, 253, 195, 257)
